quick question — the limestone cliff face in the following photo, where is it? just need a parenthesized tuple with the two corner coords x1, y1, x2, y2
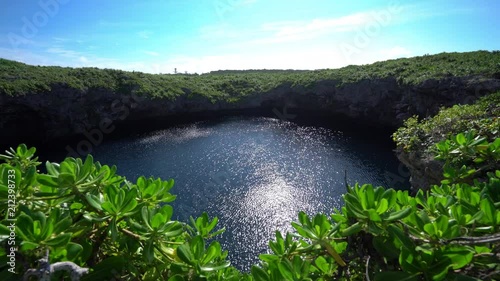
(1, 75, 500, 190)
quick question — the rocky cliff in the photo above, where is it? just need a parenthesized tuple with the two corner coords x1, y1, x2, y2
(1, 75, 500, 190)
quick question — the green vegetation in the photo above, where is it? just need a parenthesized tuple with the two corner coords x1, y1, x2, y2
(1, 51, 499, 102)
(393, 91, 499, 190)
(1, 131, 500, 280)
(393, 91, 500, 157)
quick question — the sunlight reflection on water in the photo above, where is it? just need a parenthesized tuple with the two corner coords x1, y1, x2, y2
(91, 116, 405, 271)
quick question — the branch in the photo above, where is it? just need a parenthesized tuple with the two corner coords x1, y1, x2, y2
(23, 262, 89, 281)
(365, 256, 371, 281)
(120, 227, 143, 240)
(406, 227, 500, 245)
(445, 233, 500, 245)
(23, 250, 89, 281)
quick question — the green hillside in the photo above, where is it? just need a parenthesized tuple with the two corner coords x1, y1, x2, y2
(1, 51, 499, 102)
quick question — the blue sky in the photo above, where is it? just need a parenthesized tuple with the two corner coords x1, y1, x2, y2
(0, 0, 499, 73)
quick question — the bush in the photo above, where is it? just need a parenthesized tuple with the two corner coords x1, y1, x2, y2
(393, 92, 500, 153)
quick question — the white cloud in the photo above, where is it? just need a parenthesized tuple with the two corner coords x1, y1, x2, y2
(0, 47, 53, 66)
(137, 30, 152, 39)
(240, 0, 257, 5)
(46, 47, 83, 58)
(143, 51, 160, 56)
(200, 8, 403, 47)
(379, 46, 412, 59)
(52, 37, 68, 42)
(152, 49, 359, 74)
(264, 13, 373, 38)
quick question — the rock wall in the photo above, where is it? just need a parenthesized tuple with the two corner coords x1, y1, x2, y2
(1, 75, 500, 190)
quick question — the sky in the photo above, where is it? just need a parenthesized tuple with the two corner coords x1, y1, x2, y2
(0, 0, 499, 74)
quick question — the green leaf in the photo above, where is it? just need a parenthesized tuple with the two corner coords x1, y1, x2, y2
(191, 235, 205, 260)
(144, 238, 155, 263)
(384, 207, 412, 222)
(340, 222, 363, 236)
(21, 241, 39, 251)
(441, 245, 474, 270)
(314, 256, 329, 273)
(428, 256, 452, 281)
(161, 222, 183, 237)
(16, 214, 34, 241)
(45, 161, 60, 176)
(66, 242, 83, 261)
(480, 197, 496, 224)
(388, 225, 415, 253)
(259, 254, 280, 263)
(200, 261, 231, 272)
(53, 215, 72, 234)
(278, 260, 294, 280)
(424, 223, 436, 236)
(177, 243, 194, 265)
(44, 233, 71, 248)
(85, 194, 103, 211)
(291, 222, 317, 240)
(435, 215, 449, 235)
(456, 133, 466, 146)
(376, 198, 389, 214)
(399, 247, 421, 273)
(151, 213, 165, 229)
(36, 174, 58, 188)
(365, 209, 382, 222)
(141, 206, 152, 230)
(201, 241, 220, 265)
(82, 155, 94, 177)
(251, 265, 269, 281)
(474, 246, 491, 254)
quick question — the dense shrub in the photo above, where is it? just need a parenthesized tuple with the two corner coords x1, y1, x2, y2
(393, 92, 500, 153)
(1, 51, 500, 100)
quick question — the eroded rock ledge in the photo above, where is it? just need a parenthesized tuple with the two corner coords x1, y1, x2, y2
(1, 75, 500, 190)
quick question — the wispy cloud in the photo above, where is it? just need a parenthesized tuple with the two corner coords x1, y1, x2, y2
(262, 12, 374, 37)
(137, 30, 153, 39)
(200, 8, 404, 47)
(98, 20, 145, 28)
(52, 37, 69, 42)
(379, 46, 412, 59)
(238, 0, 258, 6)
(143, 50, 160, 56)
(46, 47, 84, 58)
(45, 46, 91, 66)
(0, 47, 53, 66)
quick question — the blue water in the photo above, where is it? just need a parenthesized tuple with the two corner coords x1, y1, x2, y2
(89, 116, 408, 270)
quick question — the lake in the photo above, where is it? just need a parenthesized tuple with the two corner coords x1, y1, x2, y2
(65, 116, 408, 270)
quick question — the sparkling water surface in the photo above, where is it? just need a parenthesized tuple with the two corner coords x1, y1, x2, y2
(89, 116, 406, 270)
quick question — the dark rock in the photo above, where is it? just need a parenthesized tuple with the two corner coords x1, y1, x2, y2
(396, 148, 444, 193)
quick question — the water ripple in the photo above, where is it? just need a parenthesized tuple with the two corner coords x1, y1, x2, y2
(91, 116, 407, 271)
